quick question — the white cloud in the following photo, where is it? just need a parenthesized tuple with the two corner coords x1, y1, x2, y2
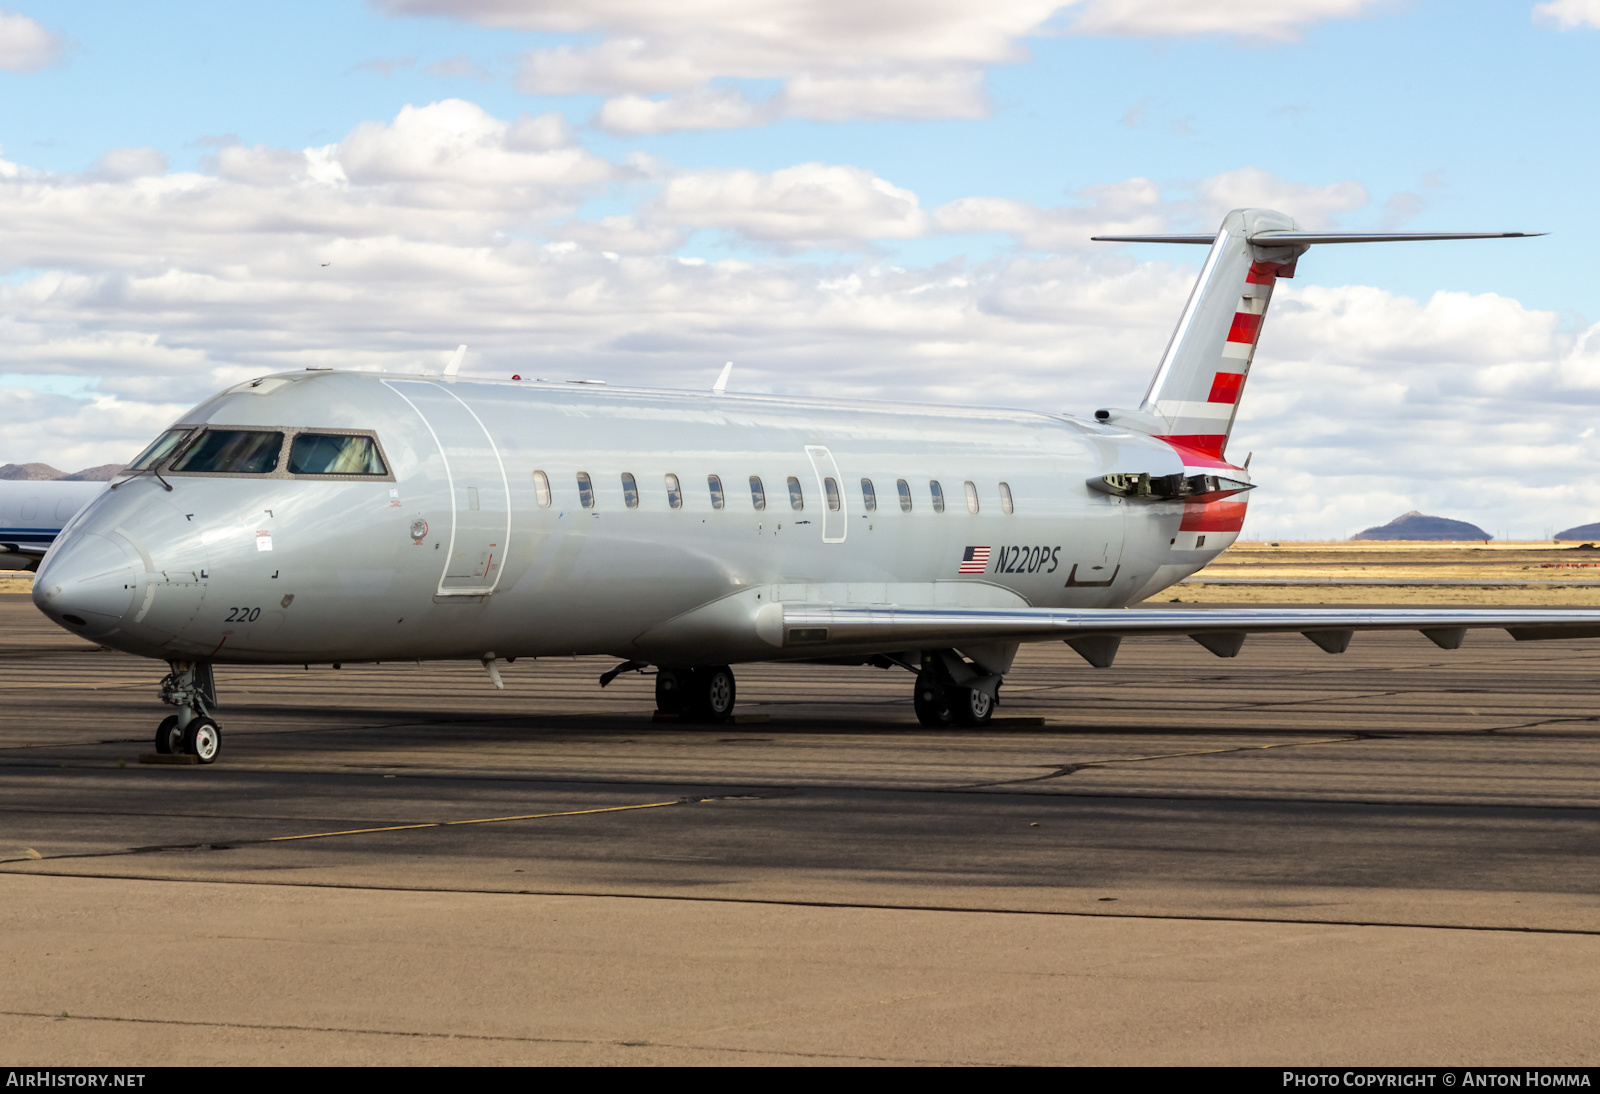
(598, 88, 776, 137)
(1532, 0, 1600, 30)
(0, 10, 61, 73)
(1067, 0, 1390, 41)
(372, 1, 1393, 132)
(335, 100, 613, 189)
(90, 147, 169, 179)
(1189, 166, 1369, 228)
(650, 163, 929, 249)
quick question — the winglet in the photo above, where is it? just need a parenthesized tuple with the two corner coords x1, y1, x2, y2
(443, 344, 467, 381)
(713, 361, 733, 395)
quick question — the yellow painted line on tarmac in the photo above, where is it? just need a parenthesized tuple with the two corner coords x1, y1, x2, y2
(266, 799, 687, 843)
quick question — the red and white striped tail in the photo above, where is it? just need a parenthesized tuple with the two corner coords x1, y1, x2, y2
(1135, 208, 1308, 469)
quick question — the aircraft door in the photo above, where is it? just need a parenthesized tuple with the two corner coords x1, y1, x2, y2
(804, 446, 847, 543)
(384, 380, 511, 596)
(1063, 494, 1127, 592)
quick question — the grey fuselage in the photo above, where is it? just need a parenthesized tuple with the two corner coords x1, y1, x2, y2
(34, 371, 1235, 666)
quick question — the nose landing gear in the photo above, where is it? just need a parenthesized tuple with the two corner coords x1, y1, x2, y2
(155, 661, 222, 764)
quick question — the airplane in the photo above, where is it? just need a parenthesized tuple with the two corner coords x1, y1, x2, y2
(0, 480, 107, 572)
(29, 207, 1596, 764)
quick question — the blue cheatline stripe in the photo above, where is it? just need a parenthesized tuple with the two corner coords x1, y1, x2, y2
(0, 528, 61, 535)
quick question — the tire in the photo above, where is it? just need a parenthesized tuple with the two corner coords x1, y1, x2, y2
(948, 686, 995, 727)
(912, 679, 954, 727)
(154, 715, 182, 755)
(689, 665, 736, 723)
(655, 669, 687, 714)
(182, 717, 221, 764)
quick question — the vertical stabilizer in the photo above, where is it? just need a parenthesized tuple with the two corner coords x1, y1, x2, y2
(1136, 209, 1307, 466)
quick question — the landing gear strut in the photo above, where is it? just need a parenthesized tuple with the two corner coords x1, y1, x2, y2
(156, 660, 222, 764)
(656, 665, 737, 723)
(912, 650, 999, 728)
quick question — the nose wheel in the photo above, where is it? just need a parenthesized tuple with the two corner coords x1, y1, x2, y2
(154, 660, 223, 763)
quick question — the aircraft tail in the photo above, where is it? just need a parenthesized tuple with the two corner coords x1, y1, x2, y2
(1093, 210, 1542, 468)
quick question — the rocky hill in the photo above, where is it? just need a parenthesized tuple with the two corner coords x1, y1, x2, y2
(0, 462, 124, 481)
(1353, 510, 1491, 541)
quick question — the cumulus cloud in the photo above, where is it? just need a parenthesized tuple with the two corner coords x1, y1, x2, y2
(649, 163, 929, 249)
(90, 147, 169, 179)
(1066, 0, 1390, 41)
(1532, 0, 1600, 29)
(373, 0, 1383, 133)
(0, 9, 61, 72)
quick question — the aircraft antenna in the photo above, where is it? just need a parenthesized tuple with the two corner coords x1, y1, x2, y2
(443, 344, 467, 381)
(713, 361, 733, 394)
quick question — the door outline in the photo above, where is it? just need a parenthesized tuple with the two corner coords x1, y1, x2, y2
(384, 379, 512, 596)
(804, 445, 847, 543)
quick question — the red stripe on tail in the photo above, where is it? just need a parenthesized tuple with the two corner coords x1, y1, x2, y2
(1180, 498, 1249, 532)
(1207, 371, 1244, 404)
(1226, 312, 1262, 343)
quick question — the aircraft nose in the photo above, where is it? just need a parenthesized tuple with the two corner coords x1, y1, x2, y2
(33, 531, 143, 638)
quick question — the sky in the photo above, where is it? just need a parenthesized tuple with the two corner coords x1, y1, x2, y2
(2, 0, 1599, 539)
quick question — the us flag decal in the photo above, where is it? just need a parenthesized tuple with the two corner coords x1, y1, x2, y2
(959, 546, 992, 574)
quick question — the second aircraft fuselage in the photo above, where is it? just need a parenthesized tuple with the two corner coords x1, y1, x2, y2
(35, 370, 1245, 666)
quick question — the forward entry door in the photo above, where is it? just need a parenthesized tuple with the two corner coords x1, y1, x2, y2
(385, 380, 511, 596)
(804, 445, 847, 543)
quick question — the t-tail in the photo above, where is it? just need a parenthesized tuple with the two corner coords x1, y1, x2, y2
(1091, 208, 1543, 469)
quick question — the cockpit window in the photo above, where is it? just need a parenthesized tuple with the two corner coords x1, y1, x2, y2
(288, 433, 387, 475)
(126, 429, 193, 471)
(170, 430, 284, 474)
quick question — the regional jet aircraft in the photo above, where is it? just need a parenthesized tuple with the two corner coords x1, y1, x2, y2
(31, 208, 1586, 763)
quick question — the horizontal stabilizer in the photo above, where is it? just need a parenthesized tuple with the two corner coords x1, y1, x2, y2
(1093, 230, 1545, 245)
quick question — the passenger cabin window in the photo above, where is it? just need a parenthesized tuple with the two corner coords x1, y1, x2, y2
(963, 481, 979, 514)
(708, 474, 725, 510)
(897, 479, 913, 512)
(824, 477, 841, 511)
(665, 473, 683, 510)
(576, 471, 595, 508)
(171, 430, 283, 475)
(532, 470, 552, 507)
(999, 481, 1014, 515)
(749, 475, 766, 511)
(621, 472, 639, 509)
(787, 476, 804, 511)
(861, 478, 876, 512)
(288, 433, 386, 475)
(930, 480, 945, 513)
(127, 428, 192, 471)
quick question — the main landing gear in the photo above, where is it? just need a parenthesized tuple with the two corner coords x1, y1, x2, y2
(912, 650, 1001, 728)
(655, 665, 737, 723)
(155, 660, 222, 764)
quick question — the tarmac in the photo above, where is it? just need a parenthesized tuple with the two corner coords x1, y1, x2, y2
(2, 590, 1599, 1065)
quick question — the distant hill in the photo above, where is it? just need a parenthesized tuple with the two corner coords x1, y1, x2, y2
(0, 462, 124, 481)
(1555, 522, 1600, 541)
(1353, 510, 1491, 541)
(60, 464, 125, 481)
(0, 463, 66, 480)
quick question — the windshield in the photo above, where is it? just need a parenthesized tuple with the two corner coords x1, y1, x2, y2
(170, 430, 284, 474)
(125, 429, 193, 471)
(288, 433, 386, 475)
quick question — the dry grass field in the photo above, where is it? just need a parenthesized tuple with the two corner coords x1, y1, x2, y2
(1173, 540, 1600, 605)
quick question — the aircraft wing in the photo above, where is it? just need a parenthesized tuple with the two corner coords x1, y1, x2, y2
(773, 604, 1600, 662)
